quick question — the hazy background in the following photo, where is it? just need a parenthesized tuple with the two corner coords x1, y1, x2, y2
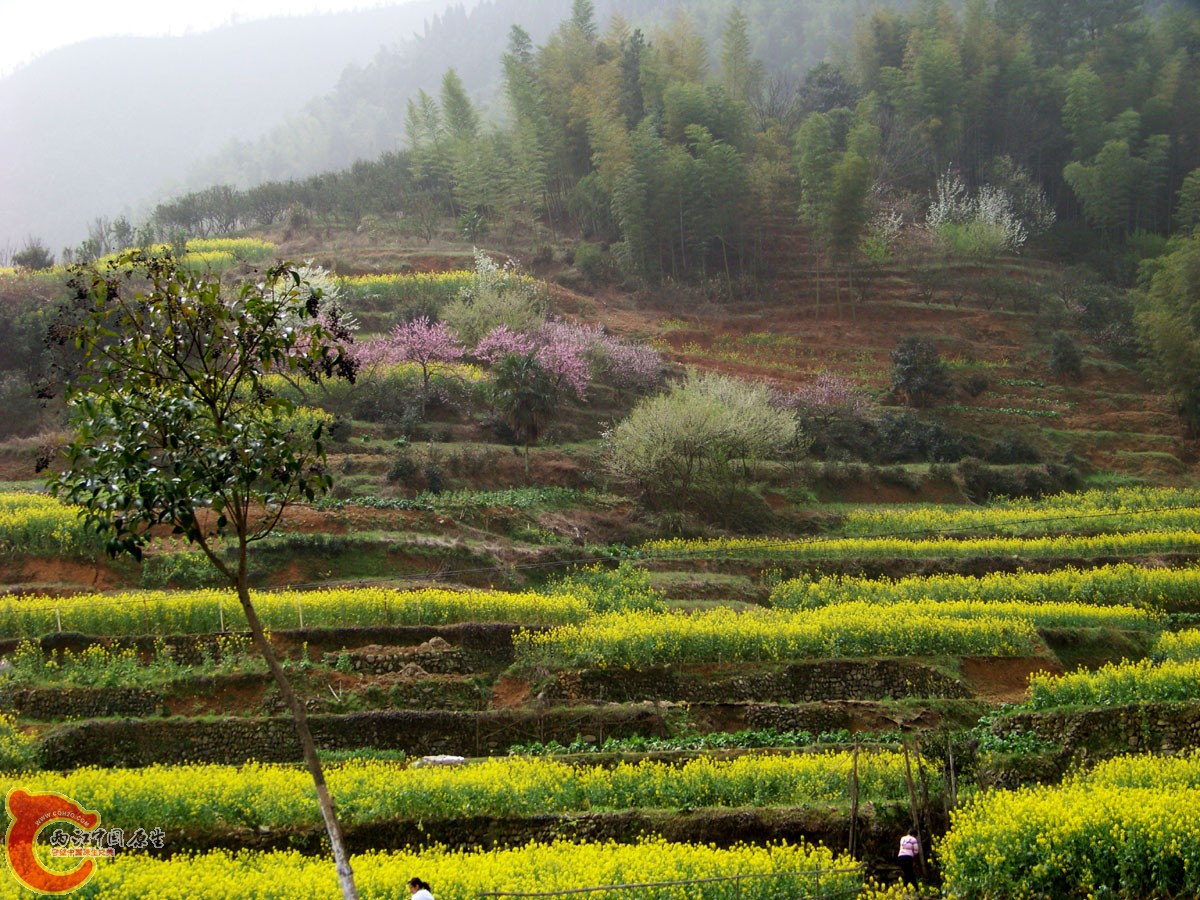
(0, 1, 407, 76)
(0, 0, 477, 255)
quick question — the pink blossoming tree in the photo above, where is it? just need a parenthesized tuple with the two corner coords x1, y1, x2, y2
(357, 316, 465, 412)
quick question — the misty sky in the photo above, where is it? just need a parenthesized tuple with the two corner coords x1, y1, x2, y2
(0, 0, 399, 76)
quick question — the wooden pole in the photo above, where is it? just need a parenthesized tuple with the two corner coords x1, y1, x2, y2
(849, 741, 860, 858)
(914, 739, 932, 880)
(901, 738, 926, 881)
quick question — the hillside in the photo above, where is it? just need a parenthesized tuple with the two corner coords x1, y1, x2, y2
(0, 229, 1199, 897)
(0, 223, 1189, 586)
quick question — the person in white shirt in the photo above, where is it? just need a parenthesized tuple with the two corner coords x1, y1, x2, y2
(408, 877, 435, 900)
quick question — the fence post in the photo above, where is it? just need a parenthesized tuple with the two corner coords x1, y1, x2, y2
(915, 738, 932, 880)
(849, 741, 860, 858)
(55, 607, 61, 633)
(218, 602, 225, 633)
(902, 739, 927, 882)
(947, 733, 958, 810)
(297, 598, 304, 630)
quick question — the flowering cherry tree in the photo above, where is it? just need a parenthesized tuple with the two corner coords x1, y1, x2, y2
(473, 325, 536, 364)
(356, 316, 465, 411)
(533, 321, 597, 398)
(475, 321, 596, 399)
(474, 321, 663, 402)
(599, 334, 663, 392)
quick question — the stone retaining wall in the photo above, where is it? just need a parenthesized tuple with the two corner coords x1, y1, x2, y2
(743, 703, 858, 734)
(321, 637, 468, 675)
(993, 701, 1200, 762)
(39, 706, 669, 768)
(0, 687, 161, 720)
(1, 623, 530, 669)
(547, 661, 970, 704)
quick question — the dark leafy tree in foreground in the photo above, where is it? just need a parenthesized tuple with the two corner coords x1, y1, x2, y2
(49, 251, 360, 899)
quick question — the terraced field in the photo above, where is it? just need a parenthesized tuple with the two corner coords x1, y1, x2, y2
(2, 485, 1200, 897)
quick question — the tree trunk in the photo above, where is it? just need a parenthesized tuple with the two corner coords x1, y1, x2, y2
(236, 544, 359, 900)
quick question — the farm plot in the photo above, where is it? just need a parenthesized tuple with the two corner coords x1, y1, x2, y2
(1, 486, 1198, 897)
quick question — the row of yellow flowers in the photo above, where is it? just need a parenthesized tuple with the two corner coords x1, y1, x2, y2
(515, 602, 1043, 668)
(338, 271, 479, 310)
(7, 839, 860, 900)
(839, 485, 1200, 537)
(769, 563, 1192, 613)
(87, 239, 277, 273)
(0, 752, 934, 830)
(1152, 628, 1200, 662)
(643, 529, 1200, 562)
(1027, 652, 1200, 709)
(0, 586, 588, 638)
(185, 238, 276, 261)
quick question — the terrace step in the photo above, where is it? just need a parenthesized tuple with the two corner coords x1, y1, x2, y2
(38, 706, 672, 768)
(544, 661, 974, 705)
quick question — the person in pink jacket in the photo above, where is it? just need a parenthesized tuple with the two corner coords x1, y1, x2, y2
(897, 828, 920, 886)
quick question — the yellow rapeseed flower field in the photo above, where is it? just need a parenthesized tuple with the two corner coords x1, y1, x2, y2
(0, 751, 934, 830)
(516, 602, 1041, 667)
(0, 586, 588, 637)
(0, 838, 860, 900)
(941, 754, 1200, 897)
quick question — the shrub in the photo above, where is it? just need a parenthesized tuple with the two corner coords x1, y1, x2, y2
(572, 242, 609, 282)
(957, 458, 1082, 502)
(984, 432, 1042, 465)
(874, 410, 982, 463)
(1049, 330, 1083, 380)
(12, 238, 54, 271)
(964, 373, 990, 397)
(326, 417, 352, 443)
(891, 335, 953, 407)
(441, 251, 545, 345)
(605, 372, 799, 521)
(385, 445, 418, 485)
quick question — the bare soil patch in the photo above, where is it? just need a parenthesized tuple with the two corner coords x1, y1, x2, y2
(491, 675, 531, 709)
(959, 656, 1058, 704)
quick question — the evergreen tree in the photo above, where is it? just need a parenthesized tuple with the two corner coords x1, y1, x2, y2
(1135, 230, 1200, 434)
(720, 9, 764, 108)
(502, 26, 553, 226)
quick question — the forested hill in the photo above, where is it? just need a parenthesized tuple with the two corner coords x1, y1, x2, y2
(1, 0, 908, 255)
(146, 0, 1199, 286)
(184, 0, 897, 190)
